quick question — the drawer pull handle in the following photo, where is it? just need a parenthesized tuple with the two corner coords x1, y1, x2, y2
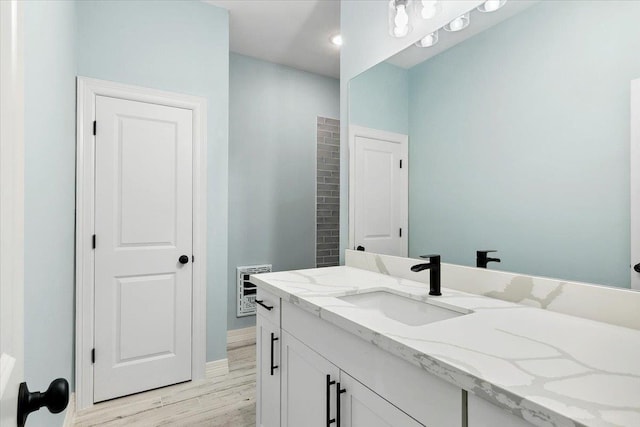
(326, 375, 336, 426)
(336, 382, 346, 427)
(270, 333, 279, 376)
(255, 299, 274, 311)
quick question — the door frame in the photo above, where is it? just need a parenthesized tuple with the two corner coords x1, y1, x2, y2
(75, 77, 208, 409)
(0, 0, 24, 423)
(631, 78, 640, 290)
(348, 125, 408, 255)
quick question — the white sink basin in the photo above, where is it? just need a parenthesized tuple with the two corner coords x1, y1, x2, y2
(338, 291, 466, 326)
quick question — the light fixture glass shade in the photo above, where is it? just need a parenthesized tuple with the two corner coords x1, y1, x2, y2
(477, 0, 507, 13)
(443, 12, 470, 32)
(415, 30, 439, 47)
(388, 0, 413, 38)
(419, 0, 441, 20)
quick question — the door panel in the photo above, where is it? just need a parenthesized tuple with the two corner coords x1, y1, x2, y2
(340, 372, 423, 427)
(256, 314, 280, 427)
(281, 331, 340, 427)
(94, 96, 193, 402)
(354, 135, 406, 256)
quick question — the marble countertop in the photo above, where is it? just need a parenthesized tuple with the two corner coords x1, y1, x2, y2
(251, 266, 640, 427)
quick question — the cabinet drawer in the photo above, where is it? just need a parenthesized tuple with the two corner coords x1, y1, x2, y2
(255, 287, 281, 326)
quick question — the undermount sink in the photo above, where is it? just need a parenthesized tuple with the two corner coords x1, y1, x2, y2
(338, 291, 466, 326)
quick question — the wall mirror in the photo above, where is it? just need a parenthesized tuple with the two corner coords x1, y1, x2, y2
(348, 0, 640, 289)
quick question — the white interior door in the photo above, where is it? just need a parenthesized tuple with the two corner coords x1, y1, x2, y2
(353, 131, 407, 256)
(94, 95, 194, 402)
(0, 0, 24, 424)
(631, 78, 640, 290)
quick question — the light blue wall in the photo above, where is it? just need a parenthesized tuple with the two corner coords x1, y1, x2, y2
(228, 53, 339, 330)
(349, 62, 409, 135)
(77, 0, 229, 360)
(24, 2, 77, 426)
(408, 1, 640, 287)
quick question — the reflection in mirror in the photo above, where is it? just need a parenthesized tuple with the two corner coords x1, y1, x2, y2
(349, 1, 640, 288)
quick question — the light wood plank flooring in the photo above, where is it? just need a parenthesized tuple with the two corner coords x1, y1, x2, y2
(72, 344, 256, 426)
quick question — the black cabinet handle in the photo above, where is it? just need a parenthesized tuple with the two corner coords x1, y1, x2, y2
(634, 263, 640, 273)
(326, 375, 336, 426)
(255, 299, 274, 311)
(336, 382, 346, 427)
(270, 333, 279, 376)
(18, 378, 69, 427)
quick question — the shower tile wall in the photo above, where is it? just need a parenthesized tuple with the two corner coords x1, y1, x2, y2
(316, 117, 340, 267)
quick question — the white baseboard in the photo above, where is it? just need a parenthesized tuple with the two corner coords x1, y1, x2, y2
(63, 392, 75, 427)
(205, 358, 229, 379)
(227, 326, 256, 349)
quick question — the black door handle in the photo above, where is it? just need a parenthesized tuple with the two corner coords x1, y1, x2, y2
(336, 382, 346, 427)
(634, 263, 640, 273)
(326, 375, 336, 426)
(179, 255, 189, 264)
(255, 299, 274, 311)
(356, 245, 365, 251)
(270, 333, 279, 375)
(18, 378, 69, 427)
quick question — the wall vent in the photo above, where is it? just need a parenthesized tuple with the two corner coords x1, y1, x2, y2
(236, 264, 272, 317)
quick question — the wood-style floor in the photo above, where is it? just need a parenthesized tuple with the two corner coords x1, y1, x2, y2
(72, 343, 256, 426)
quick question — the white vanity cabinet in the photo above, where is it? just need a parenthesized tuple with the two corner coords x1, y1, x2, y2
(255, 289, 282, 427)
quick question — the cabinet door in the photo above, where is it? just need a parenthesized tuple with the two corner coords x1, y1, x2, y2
(339, 372, 424, 427)
(257, 314, 281, 427)
(281, 331, 340, 427)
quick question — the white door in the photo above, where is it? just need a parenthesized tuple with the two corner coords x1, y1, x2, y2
(0, 0, 24, 425)
(256, 314, 280, 427)
(353, 130, 408, 256)
(281, 331, 340, 427)
(94, 95, 193, 402)
(339, 372, 423, 427)
(631, 78, 640, 290)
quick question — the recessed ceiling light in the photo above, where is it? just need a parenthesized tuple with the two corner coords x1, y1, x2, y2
(330, 34, 343, 47)
(478, 0, 507, 13)
(444, 13, 470, 32)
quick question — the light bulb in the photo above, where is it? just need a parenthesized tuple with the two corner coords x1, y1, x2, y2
(477, 0, 507, 13)
(415, 30, 438, 47)
(389, 0, 412, 38)
(421, 0, 439, 19)
(444, 12, 470, 32)
(330, 34, 343, 46)
(395, 5, 409, 31)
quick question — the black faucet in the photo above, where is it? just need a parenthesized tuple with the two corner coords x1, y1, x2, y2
(477, 250, 500, 269)
(410, 254, 441, 296)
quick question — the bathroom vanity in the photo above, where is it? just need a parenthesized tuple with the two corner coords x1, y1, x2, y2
(252, 253, 640, 427)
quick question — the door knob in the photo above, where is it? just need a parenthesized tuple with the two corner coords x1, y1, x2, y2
(17, 378, 69, 427)
(634, 263, 640, 273)
(179, 255, 189, 265)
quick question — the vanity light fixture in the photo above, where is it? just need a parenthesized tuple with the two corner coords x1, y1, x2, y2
(415, 30, 439, 47)
(330, 34, 343, 46)
(419, 0, 441, 20)
(388, 0, 413, 38)
(477, 0, 507, 13)
(443, 12, 470, 32)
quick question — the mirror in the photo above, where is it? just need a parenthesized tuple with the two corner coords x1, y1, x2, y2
(348, 0, 640, 288)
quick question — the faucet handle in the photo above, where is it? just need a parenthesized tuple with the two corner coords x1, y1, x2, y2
(477, 250, 497, 255)
(419, 254, 441, 262)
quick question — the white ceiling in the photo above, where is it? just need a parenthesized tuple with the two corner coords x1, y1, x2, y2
(205, 0, 341, 79)
(387, 1, 539, 69)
